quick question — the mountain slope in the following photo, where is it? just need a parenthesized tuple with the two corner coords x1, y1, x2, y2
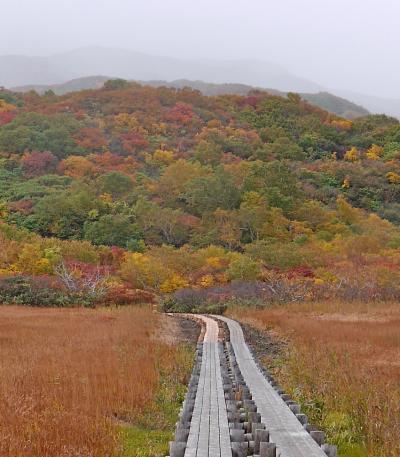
(300, 91, 370, 119)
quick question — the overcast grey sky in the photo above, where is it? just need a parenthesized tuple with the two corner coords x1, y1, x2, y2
(2, 0, 399, 97)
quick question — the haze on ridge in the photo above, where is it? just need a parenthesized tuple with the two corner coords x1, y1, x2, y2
(1, 0, 399, 99)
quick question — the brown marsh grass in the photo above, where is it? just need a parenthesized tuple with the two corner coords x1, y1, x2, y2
(0, 306, 185, 457)
(230, 301, 400, 457)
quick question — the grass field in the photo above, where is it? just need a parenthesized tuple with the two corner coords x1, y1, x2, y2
(230, 301, 400, 457)
(0, 306, 193, 457)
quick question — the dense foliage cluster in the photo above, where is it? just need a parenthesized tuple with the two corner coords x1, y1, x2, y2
(1, 82, 400, 305)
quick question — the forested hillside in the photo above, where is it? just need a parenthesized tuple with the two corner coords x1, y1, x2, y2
(1, 80, 400, 307)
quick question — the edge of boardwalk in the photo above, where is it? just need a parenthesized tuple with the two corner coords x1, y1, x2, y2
(217, 315, 332, 457)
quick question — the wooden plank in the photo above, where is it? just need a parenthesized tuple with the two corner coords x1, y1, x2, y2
(184, 316, 232, 457)
(218, 316, 327, 457)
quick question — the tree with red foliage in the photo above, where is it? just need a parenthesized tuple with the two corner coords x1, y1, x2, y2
(73, 127, 108, 153)
(166, 102, 196, 126)
(119, 132, 149, 155)
(0, 111, 15, 125)
(21, 151, 58, 178)
(237, 95, 262, 108)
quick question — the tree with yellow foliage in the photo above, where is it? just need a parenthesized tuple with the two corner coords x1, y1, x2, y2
(336, 196, 363, 225)
(0, 100, 16, 112)
(366, 144, 383, 160)
(342, 176, 351, 189)
(344, 146, 360, 162)
(156, 159, 209, 203)
(119, 252, 170, 290)
(160, 274, 189, 293)
(198, 274, 214, 288)
(113, 113, 148, 135)
(0, 201, 8, 219)
(13, 244, 53, 275)
(330, 119, 353, 131)
(144, 149, 175, 167)
(386, 171, 400, 184)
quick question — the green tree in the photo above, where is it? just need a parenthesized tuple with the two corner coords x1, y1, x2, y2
(194, 140, 223, 165)
(104, 79, 130, 90)
(84, 215, 141, 247)
(97, 172, 134, 198)
(263, 137, 306, 161)
(238, 192, 269, 242)
(184, 167, 241, 216)
(243, 161, 301, 213)
(134, 197, 192, 246)
(0, 113, 82, 158)
(25, 187, 105, 239)
(227, 254, 261, 280)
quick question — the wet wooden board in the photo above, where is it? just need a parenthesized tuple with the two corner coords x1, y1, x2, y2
(218, 316, 327, 457)
(184, 316, 232, 457)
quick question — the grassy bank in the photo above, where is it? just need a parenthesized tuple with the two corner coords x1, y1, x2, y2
(229, 301, 400, 457)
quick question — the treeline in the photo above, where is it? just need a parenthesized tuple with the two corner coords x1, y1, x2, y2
(1, 82, 400, 306)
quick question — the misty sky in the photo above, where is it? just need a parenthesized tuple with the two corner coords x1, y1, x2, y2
(2, 0, 400, 97)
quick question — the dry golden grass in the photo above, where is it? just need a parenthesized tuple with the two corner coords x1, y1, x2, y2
(0, 306, 185, 457)
(230, 301, 400, 457)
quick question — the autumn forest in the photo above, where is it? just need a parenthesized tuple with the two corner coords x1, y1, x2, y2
(1, 81, 400, 308)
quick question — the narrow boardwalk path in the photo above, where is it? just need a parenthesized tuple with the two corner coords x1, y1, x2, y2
(184, 316, 232, 457)
(218, 316, 327, 457)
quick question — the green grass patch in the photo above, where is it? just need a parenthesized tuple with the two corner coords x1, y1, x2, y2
(338, 443, 368, 457)
(120, 426, 172, 457)
(120, 343, 194, 457)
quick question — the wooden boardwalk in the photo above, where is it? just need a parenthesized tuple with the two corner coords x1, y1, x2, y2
(218, 316, 328, 457)
(184, 316, 232, 457)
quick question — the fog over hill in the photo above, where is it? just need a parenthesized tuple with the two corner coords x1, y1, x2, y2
(2, 47, 399, 118)
(1, 47, 322, 93)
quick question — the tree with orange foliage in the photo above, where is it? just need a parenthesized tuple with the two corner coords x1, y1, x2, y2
(58, 156, 96, 178)
(73, 127, 107, 153)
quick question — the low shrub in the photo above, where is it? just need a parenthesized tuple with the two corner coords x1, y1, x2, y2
(0, 276, 95, 307)
(102, 283, 156, 305)
(162, 296, 227, 315)
(161, 279, 308, 314)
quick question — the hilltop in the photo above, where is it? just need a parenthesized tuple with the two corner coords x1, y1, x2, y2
(12, 75, 369, 119)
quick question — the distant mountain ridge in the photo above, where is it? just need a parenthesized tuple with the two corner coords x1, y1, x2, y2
(335, 89, 400, 119)
(12, 75, 370, 119)
(12, 75, 110, 95)
(3, 46, 397, 116)
(0, 46, 322, 93)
